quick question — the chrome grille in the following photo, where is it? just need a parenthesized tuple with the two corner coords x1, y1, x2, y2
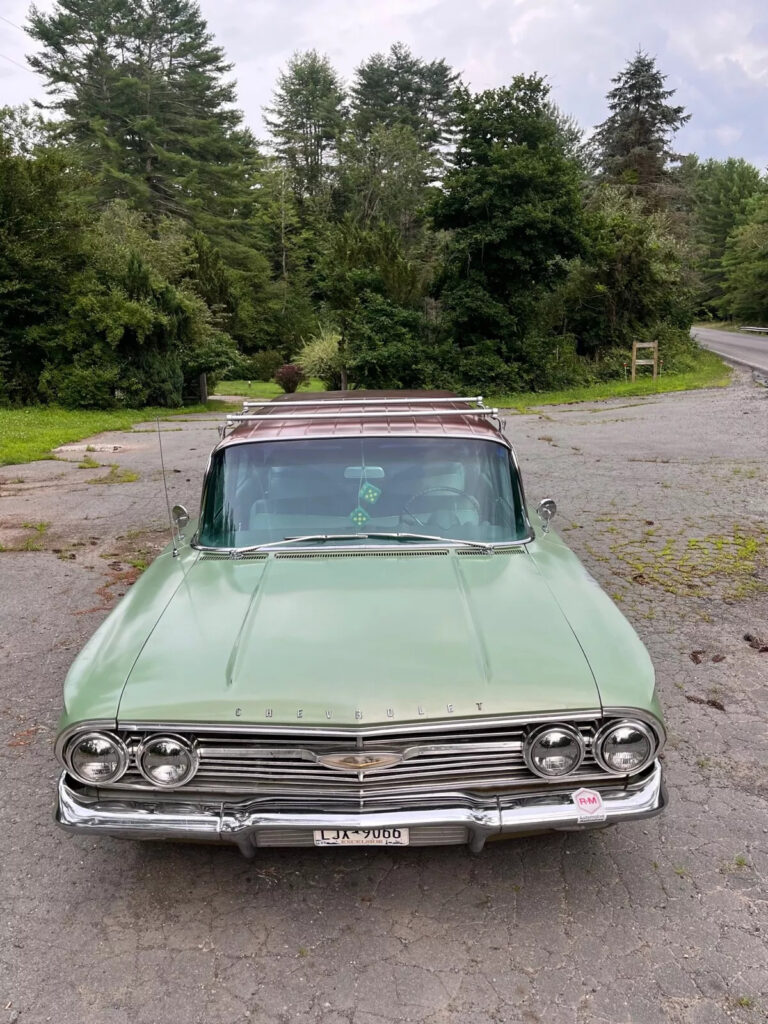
(113, 719, 609, 801)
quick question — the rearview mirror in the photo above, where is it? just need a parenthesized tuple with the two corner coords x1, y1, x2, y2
(172, 504, 190, 530)
(344, 466, 385, 480)
(536, 498, 557, 533)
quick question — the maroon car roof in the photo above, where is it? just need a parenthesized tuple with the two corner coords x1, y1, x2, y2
(218, 391, 508, 448)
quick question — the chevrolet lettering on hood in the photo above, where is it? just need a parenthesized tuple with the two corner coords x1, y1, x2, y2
(236, 703, 483, 720)
(54, 392, 667, 855)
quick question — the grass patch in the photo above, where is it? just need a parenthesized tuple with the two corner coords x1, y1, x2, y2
(87, 463, 140, 485)
(609, 523, 768, 601)
(491, 351, 731, 411)
(214, 378, 325, 399)
(215, 358, 729, 410)
(0, 399, 235, 467)
(21, 520, 49, 533)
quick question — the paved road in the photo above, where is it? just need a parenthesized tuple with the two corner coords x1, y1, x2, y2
(693, 325, 768, 374)
(1, 372, 767, 1024)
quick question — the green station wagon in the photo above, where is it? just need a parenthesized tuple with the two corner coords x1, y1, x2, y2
(55, 392, 667, 854)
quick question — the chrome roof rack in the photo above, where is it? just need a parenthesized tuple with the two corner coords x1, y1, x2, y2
(219, 394, 503, 437)
(241, 395, 486, 409)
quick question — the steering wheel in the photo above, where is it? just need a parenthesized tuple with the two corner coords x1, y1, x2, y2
(400, 486, 481, 529)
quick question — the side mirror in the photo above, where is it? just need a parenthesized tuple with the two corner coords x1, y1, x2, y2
(172, 504, 190, 531)
(536, 498, 557, 533)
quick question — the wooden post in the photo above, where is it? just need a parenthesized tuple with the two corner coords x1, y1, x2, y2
(631, 341, 658, 382)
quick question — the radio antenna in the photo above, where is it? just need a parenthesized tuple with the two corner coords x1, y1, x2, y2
(157, 418, 178, 558)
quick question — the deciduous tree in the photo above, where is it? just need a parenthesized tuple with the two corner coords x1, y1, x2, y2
(429, 76, 585, 389)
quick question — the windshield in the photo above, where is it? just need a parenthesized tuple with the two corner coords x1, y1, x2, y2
(198, 436, 529, 548)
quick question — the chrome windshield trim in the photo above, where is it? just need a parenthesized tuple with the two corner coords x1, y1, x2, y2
(190, 534, 535, 556)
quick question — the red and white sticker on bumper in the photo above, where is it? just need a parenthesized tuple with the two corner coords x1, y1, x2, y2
(572, 788, 607, 823)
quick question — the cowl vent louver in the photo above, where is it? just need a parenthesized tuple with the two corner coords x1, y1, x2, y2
(457, 547, 525, 556)
(274, 549, 450, 559)
(199, 551, 268, 561)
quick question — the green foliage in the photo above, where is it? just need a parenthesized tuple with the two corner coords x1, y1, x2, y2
(350, 43, 460, 160)
(550, 188, 693, 356)
(593, 51, 690, 200)
(264, 50, 346, 203)
(0, 133, 86, 404)
(429, 76, 586, 387)
(690, 159, 765, 311)
(28, 0, 259, 265)
(720, 193, 768, 322)
(346, 294, 426, 389)
(2, 26, 760, 408)
(492, 348, 730, 410)
(338, 123, 437, 243)
(37, 202, 236, 407)
(295, 328, 343, 390)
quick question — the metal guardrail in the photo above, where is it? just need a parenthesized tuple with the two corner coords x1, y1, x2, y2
(740, 326, 768, 334)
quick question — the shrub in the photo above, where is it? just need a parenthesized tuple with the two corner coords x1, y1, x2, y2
(345, 293, 427, 390)
(295, 328, 343, 390)
(274, 363, 306, 393)
(250, 349, 285, 382)
(39, 360, 122, 409)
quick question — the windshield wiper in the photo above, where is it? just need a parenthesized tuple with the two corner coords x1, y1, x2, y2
(230, 532, 495, 554)
(357, 532, 494, 552)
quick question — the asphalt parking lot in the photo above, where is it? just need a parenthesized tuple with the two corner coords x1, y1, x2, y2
(1, 370, 767, 1024)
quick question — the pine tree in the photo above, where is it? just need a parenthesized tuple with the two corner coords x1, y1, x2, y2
(264, 50, 345, 204)
(350, 43, 460, 158)
(593, 51, 690, 201)
(27, 0, 259, 269)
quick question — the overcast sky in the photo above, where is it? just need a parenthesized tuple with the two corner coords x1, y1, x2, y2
(2, 0, 767, 168)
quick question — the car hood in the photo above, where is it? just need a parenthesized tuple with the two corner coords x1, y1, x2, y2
(117, 549, 600, 726)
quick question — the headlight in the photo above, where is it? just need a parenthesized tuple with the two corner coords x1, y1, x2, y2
(67, 732, 128, 784)
(137, 734, 198, 788)
(595, 720, 655, 775)
(524, 724, 585, 777)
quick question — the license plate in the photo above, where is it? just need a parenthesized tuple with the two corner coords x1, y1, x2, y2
(313, 827, 409, 846)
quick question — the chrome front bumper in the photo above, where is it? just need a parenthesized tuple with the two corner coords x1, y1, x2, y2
(55, 762, 666, 856)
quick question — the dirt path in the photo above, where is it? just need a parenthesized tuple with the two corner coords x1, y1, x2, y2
(1, 376, 767, 1024)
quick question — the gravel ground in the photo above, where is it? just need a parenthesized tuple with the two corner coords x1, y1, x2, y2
(1, 371, 767, 1024)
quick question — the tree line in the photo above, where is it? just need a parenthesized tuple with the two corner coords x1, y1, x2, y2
(0, 0, 766, 407)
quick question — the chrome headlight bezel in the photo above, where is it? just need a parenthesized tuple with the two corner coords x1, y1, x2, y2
(594, 719, 657, 776)
(65, 731, 129, 785)
(524, 723, 586, 778)
(136, 733, 199, 789)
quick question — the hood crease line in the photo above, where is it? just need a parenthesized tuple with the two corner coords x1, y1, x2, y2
(452, 554, 492, 685)
(225, 557, 272, 688)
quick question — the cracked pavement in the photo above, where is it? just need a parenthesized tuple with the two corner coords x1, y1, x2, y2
(1, 371, 767, 1024)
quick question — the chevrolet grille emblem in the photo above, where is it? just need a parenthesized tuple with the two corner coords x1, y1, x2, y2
(318, 752, 403, 774)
